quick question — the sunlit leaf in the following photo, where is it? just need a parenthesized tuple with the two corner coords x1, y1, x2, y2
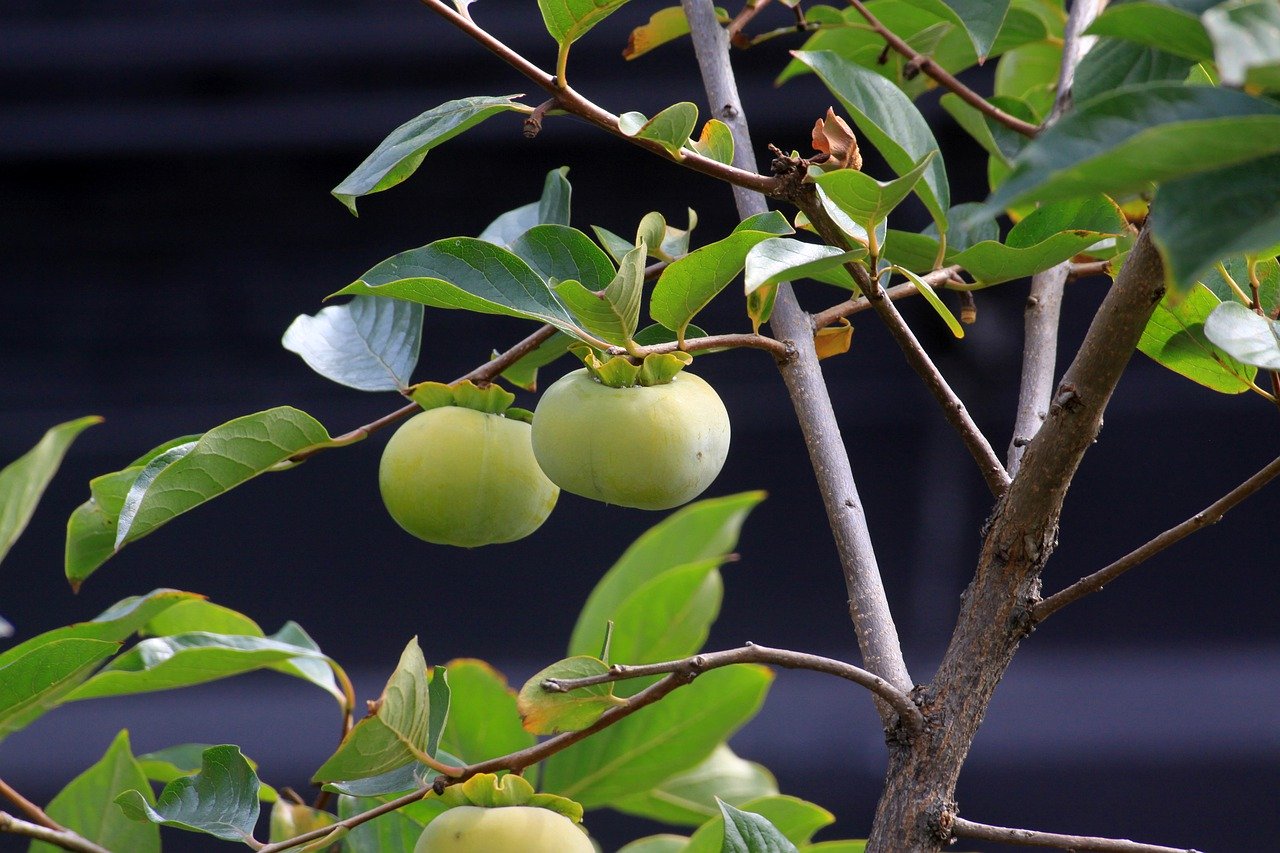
(620, 103, 700, 158)
(689, 119, 734, 165)
(1085, 3, 1213, 61)
(1204, 300, 1280, 369)
(518, 656, 626, 734)
(1138, 283, 1256, 393)
(540, 0, 630, 46)
(650, 231, 779, 337)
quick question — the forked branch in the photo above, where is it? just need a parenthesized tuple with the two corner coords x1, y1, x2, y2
(0, 812, 111, 853)
(948, 816, 1203, 853)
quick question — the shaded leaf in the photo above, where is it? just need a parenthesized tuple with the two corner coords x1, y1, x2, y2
(993, 39, 1060, 119)
(479, 167, 572, 248)
(269, 801, 339, 849)
(0, 416, 99, 567)
(282, 296, 422, 392)
(518, 656, 625, 734)
(1139, 283, 1256, 393)
(511, 225, 616, 293)
(1204, 0, 1280, 89)
(1085, 3, 1213, 61)
(1204, 300, 1280, 368)
(1074, 38, 1194, 106)
(116, 745, 260, 842)
(612, 744, 778, 826)
(905, 0, 1012, 58)
(340, 794, 435, 852)
(438, 658, 534, 764)
(619, 836, 690, 853)
(332, 96, 524, 214)
(0, 638, 119, 741)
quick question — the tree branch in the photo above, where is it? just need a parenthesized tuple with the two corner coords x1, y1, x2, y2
(811, 266, 961, 329)
(0, 777, 64, 832)
(1007, 0, 1108, 476)
(1034, 453, 1280, 621)
(680, 0, 914, 706)
(0, 812, 111, 853)
(948, 816, 1203, 853)
(542, 642, 924, 734)
(844, 0, 1039, 137)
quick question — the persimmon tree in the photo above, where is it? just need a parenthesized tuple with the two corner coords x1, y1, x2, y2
(2, 0, 1279, 851)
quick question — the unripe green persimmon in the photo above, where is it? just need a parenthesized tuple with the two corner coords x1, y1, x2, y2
(531, 368, 731, 510)
(379, 407, 558, 547)
(413, 806, 594, 853)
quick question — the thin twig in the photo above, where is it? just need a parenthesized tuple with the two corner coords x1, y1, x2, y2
(1034, 454, 1280, 622)
(844, 0, 1039, 137)
(727, 0, 773, 42)
(0, 777, 63, 832)
(681, 0, 915, 707)
(1069, 259, 1111, 280)
(949, 816, 1202, 853)
(542, 643, 924, 733)
(1007, 0, 1108, 477)
(0, 812, 111, 853)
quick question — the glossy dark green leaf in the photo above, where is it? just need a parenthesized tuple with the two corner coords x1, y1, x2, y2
(906, 0, 1011, 58)
(612, 744, 778, 826)
(1204, 0, 1280, 89)
(1151, 154, 1280, 292)
(116, 745, 260, 842)
(0, 638, 118, 740)
(334, 237, 584, 335)
(0, 416, 99, 567)
(1074, 39, 1194, 105)
(438, 658, 534, 764)
(320, 750, 462, 798)
(718, 801, 800, 853)
(569, 492, 765, 658)
(426, 666, 449, 758)
(743, 238, 862, 293)
(620, 103, 700, 158)
(792, 51, 950, 229)
(494, 331, 575, 392)
(1138, 283, 1255, 393)
(333, 96, 524, 214)
(684, 796, 833, 853)
(511, 225, 616, 293)
(313, 639, 433, 784)
(1204, 301, 1280, 369)
(539, 0, 629, 46)
(281, 296, 422, 392)
(650, 232, 778, 338)
(29, 730, 158, 853)
(539, 665, 773, 808)
(478, 167, 572, 248)
(136, 742, 283, 806)
(1085, 3, 1213, 60)
(986, 84, 1280, 213)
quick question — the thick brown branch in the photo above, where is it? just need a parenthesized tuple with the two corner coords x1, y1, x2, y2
(542, 643, 924, 734)
(845, 0, 1039, 137)
(0, 813, 111, 853)
(949, 816, 1203, 853)
(1034, 454, 1280, 621)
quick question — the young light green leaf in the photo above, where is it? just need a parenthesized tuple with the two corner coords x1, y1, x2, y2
(569, 492, 765, 658)
(812, 151, 937, 239)
(0, 638, 119, 740)
(281, 296, 422, 392)
(1204, 0, 1280, 89)
(479, 167, 572, 248)
(896, 266, 965, 338)
(116, 745, 260, 842)
(333, 96, 524, 214)
(791, 51, 951, 230)
(1085, 3, 1213, 61)
(518, 656, 626, 734)
(612, 744, 779, 826)
(1138, 283, 1255, 393)
(620, 103, 700, 158)
(539, 0, 630, 46)
(313, 638, 435, 784)
(333, 237, 583, 336)
(1204, 301, 1280, 369)
(494, 331, 575, 392)
(684, 795, 834, 853)
(0, 416, 99, 568)
(905, 0, 1012, 59)
(744, 238, 862, 294)
(111, 407, 335, 551)
(689, 119, 735, 165)
(650, 231, 779, 338)
(539, 665, 773, 808)
(993, 39, 1061, 119)
(554, 244, 645, 346)
(1150, 154, 1280, 293)
(438, 658, 534, 764)
(29, 730, 159, 853)
(269, 800, 339, 847)
(718, 800, 800, 853)
(986, 84, 1280, 213)
(511, 224, 617, 293)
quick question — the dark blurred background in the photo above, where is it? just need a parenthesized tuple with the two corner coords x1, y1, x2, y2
(1, 1, 1277, 850)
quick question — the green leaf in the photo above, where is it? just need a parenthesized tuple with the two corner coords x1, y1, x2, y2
(321, 751, 462, 798)
(540, 665, 773, 808)
(735, 211, 794, 236)
(269, 800, 340, 849)
(1204, 0, 1280, 89)
(313, 638, 434, 784)
(539, 0, 630, 46)
(116, 745, 260, 842)
(494, 331, 575, 392)
(1203, 256, 1280, 315)
(479, 167, 573, 248)
(690, 120, 735, 165)
(427, 666, 449, 758)
(1204, 300, 1280, 368)
(940, 93, 1036, 167)
(517, 656, 625, 734)
(1085, 3, 1213, 60)
(569, 492, 765, 659)
(718, 801, 800, 853)
(281, 296, 422, 392)
(1074, 39, 1194, 106)
(813, 151, 937, 240)
(141, 599, 260, 637)
(987, 84, 1280, 213)
(624, 6, 730, 60)
(332, 96, 524, 214)
(803, 843, 868, 852)
(993, 39, 1060, 119)
(895, 266, 965, 338)
(612, 744, 779, 826)
(1151, 154, 1280, 292)
(1138, 283, 1256, 393)
(685, 796, 834, 853)
(905, 0, 1012, 58)
(334, 237, 584, 336)
(554, 243, 646, 345)
(511, 225, 616, 293)
(743, 238, 862, 293)
(620, 103, 700, 158)
(650, 231, 779, 337)
(792, 51, 950, 229)
(340, 794, 435, 852)
(437, 659, 534, 764)
(0, 416, 99, 567)
(0, 638, 118, 740)
(30, 730, 158, 853)
(619, 836, 690, 853)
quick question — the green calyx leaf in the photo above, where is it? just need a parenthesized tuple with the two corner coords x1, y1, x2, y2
(432, 773, 585, 824)
(572, 347, 694, 387)
(639, 351, 695, 385)
(409, 379, 519, 417)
